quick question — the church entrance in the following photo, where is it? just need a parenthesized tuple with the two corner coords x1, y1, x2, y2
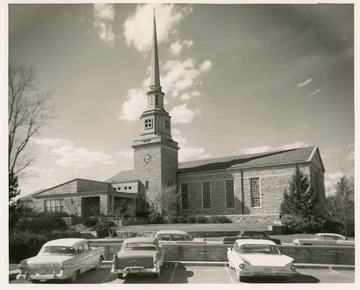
(81, 196, 100, 218)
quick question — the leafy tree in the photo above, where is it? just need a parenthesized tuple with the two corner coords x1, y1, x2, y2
(325, 175, 354, 237)
(146, 185, 178, 223)
(280, 165, 325, 233)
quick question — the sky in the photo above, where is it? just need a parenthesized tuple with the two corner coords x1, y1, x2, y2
(5, 1, 355, 198)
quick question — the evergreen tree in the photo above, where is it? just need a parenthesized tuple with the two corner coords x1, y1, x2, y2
(280, 165, 324, 233)
(9, 171, 21, 230)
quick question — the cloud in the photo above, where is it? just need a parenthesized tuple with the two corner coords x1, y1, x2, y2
(309, 88, 321, 97)
(162, 58, 212, 98)
(119, 88, 147, 121)
(296, 78, 312, 88)
(169, 40, 183, 56)
(33, 137, 116, 169)
(170, 104, 199, 124)
(93, 4, 115, 46)
(234, 141, 310, 155)
(199, 60, 213, 72)
(116, 149, 133, 158)
(183, 40, 193, 48)
(172, 129, 210, 162)
(25, 166, 55, 177)
(123, 4, 193, 53)
(51, 145, 116, 169)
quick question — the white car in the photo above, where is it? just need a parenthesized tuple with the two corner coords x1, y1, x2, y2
(16, 238, 105, 283)
(227, 239, 296, 282)
(293, 233, 355, 246)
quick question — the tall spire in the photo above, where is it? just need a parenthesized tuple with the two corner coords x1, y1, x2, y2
(149, 10, 161, 92)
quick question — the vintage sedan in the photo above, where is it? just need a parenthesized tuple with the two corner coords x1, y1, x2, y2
(293, 233, 355, 246)
(154, 230, 207, 244)
(222, 231, 281, 245)
(111, 237, 164, 279)
(16, 238, 105, 283)
(227, 239, 296, 282)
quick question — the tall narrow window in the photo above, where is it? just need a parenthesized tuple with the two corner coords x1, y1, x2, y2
(181, 184, 189, 210)
(146, 181, 149, 189)
(203, 181, 211, 209)
(225, 180, 235, 208)
(250, 178, 260, 207)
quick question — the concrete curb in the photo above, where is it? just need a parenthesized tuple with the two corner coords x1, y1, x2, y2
(9, 261, 355, 281)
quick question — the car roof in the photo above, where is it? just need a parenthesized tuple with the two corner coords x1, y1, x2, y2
(155, 230, 188, 235)
(123, 237, 157, 243)
(235, 239, 276, 246)
(316, 233, 345, 237)
(43, 238, 87, 247)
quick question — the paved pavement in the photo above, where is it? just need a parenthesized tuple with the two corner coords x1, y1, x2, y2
(9, 261, 355, 283)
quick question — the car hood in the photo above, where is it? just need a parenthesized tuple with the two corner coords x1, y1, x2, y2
(26, 255, 73, 266)
(240, 254, 293, 267)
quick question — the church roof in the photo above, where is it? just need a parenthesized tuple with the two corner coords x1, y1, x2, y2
(106, 170, 137, 183)
(178, 146, 323, 173)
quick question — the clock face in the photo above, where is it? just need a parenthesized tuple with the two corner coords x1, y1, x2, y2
(144, 154, 152, 163)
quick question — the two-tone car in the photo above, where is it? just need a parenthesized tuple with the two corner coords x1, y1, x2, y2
(154, 230, 207, 244)
(111, 237, 164, 279)
(293, 233, 355, 246)
(222, 231, 281, 245)
(227, 239, 296, 282)
(16, 238, 105, 283)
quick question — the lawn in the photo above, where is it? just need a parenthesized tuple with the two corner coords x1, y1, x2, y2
(118, 223, 316, 243)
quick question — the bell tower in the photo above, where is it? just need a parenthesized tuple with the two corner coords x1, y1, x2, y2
(132, 13, 179, 199)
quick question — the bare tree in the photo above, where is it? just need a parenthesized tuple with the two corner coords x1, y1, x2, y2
(8, 63, 56, 177)
(146, 185, 178, 223)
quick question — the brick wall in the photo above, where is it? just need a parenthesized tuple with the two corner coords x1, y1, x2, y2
(88, 240, 354, 265)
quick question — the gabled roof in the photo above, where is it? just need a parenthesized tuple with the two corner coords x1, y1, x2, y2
(106, 170, 137, 183)
(178, 146, 323, 173)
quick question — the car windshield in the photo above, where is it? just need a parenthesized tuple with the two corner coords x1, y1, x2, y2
(39, 246, 76, 256)
(121, 242, 156, 251)
(239, 244, 280, 255)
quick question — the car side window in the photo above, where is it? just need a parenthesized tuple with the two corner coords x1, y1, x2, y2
(173, 235, 185, 241)
(83, 242, 90, 252)
(77, 244, 84, 254)
(158, 234, 170, 241)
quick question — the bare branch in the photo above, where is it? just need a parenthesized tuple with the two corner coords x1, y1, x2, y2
(8, 63, 56, 177)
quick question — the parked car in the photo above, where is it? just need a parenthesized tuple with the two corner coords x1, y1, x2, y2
(227, 239, 296, 282)
(293, 233, 355, 246)
(111, 237, 164, 279)
(154, 230, 207, 244)
(16, 238, 105, 283)
(222, 231, 281, 245)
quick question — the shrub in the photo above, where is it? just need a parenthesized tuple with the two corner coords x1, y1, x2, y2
(207, 215, 232, 223)
(195, 216, 208, 224)
(82, 217, 99, 227)
(281, 214, 325, 234)
(175, 215, 188, 223)
(148, 212, 164, 224)
(186, 216, 196, 223)
(9, 232, 48, 263)
(92, 220, 117, 238)
(45, 230, 82, 240)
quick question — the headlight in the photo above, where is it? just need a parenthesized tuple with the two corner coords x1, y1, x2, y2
(291, 265, 296, 271)
(239, 263, 245, 269)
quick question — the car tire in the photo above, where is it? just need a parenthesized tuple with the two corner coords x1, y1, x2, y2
(69, 270, 79, 283)
(153, 270, 161, 278)
(117, 274, 125, 279)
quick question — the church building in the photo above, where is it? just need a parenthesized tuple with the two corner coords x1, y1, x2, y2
(20, 15, 326, 224)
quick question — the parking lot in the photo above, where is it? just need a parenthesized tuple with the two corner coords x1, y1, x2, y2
(10, 263, 355, 284)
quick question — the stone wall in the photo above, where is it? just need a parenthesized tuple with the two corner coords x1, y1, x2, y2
(88, 240, 355, 265)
